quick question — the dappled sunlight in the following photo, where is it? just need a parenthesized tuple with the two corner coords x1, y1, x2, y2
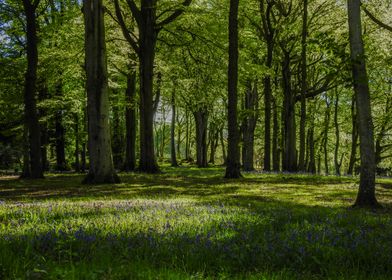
(2, 167, 392, 278)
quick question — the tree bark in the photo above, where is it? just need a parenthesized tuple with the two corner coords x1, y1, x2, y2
(170, 87, 178, 167)
(55, 81, 67, 171)
(123, 69, 137, 172)
(21, 0, 44, 179)
(111, 90, 124, 170)
(272, 96, 280, 171)
(281, 50, 297, 172)
(298, 0, 308, 172)
(193, 109, 208, 168)
(225, 0, 241, 178)
(82, 0, 119, 184)
(347, 0, 379, 207)
(138, 3, 159, 173)
(347, 95, 358, 175)
(263, 46, 273, 171)
(334, 90, 342, 176)
(323, 98, 331, 175)
(242, 80, 258, 171)
(74, 114, 80, 173)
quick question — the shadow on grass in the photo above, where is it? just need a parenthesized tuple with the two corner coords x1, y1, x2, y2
(1, 196, 392, 279)
(0, 167, 392, 210)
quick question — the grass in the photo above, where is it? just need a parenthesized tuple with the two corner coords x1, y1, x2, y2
(1, 166, 392, 279)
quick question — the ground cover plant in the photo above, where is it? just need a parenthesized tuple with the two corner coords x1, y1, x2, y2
(1, 166, 392, 279)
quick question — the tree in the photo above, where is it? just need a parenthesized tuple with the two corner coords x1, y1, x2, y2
(225, 0, 241, 178)
(82, 0, 119, 184)
(113, 0, 192, 173)
(347, 0, 379, 207)
(170, 85, 178, 167)
(20, 0, 44, 179)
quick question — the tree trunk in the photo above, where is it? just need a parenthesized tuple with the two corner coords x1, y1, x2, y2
(193, 110, 208, 168)
(347, 0, 379, 207)
(21, 0, 44, 179)
(281, 50, 297, 172)
(263, 45, 273, 171)
(170, 87, 178, 167)
(111, 90, 123, 170)
(38, 82, 49, 171)
(307, 103, 316, 173)
(176, 111, 182, 159)
(21, 123, 31, 177)
(334, 90, 342, 176)
(298, 0, 308, 172)
(225, 0, 241, 178)
(74, 114, 80, 173)
(347, 95, 358, 175)
(82, 0, 119, 184)
(185, 109, 190, 160)
(374, 98, 390, 169)
(209, 131, 219, 164)
(138, 3, 159, 173)
(242, 80, 258, 171)
(124, 69, 137, 171)
(272, 96, 279, 171)
(55, 81, 67, 171)
(323, 99, 331, 175)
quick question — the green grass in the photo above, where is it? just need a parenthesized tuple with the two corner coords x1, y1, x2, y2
(1, 166, 392, 279)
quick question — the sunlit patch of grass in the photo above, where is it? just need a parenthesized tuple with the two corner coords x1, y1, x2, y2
(1, 167, 392, 279)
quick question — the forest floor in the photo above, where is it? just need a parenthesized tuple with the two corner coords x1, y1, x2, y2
(1, 166, 392, 279)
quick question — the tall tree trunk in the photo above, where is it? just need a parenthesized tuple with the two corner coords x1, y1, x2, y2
(22, 124, 31, 177)
(209, 130, 219, 164)
(259, 0, 275, 171)
(176, 112, 182, 159)
(347, 0, 379, 207)
(74, 114, 80, 173)
(272, 96, 279, 171)
(185, 109, 190, 160)
(374, 98, 390, 169)
(347, 96, 358, 175)
(242, 80, 258, 171)
(170, 87, 178, 167)
(281, 50, 297, 172)
(220, 128, 227, 165)
(38, 82, 49, 171)
(334, 90, 342, 176)
(298, 0, 308, 171)
(55, 81, 67, 171)
(263, 45, 273, 171)
(225, 0, 241, 178)
(193, 110, 208, 168)
(111, 91, 123, 169)
(82, 0, 119, 184)
(138, 3, 159, 173)
(21, 0, 44, 179)
(323, 98, 331, 175)
(307, 103, 316, 173)
(124, 69, 137, 171)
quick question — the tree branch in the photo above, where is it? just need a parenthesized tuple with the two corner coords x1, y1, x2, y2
(156, 0, 192, 30)
(112, 0, 140, 54)
(362, 6, 392, 33)
(125, 0, 141, 27)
